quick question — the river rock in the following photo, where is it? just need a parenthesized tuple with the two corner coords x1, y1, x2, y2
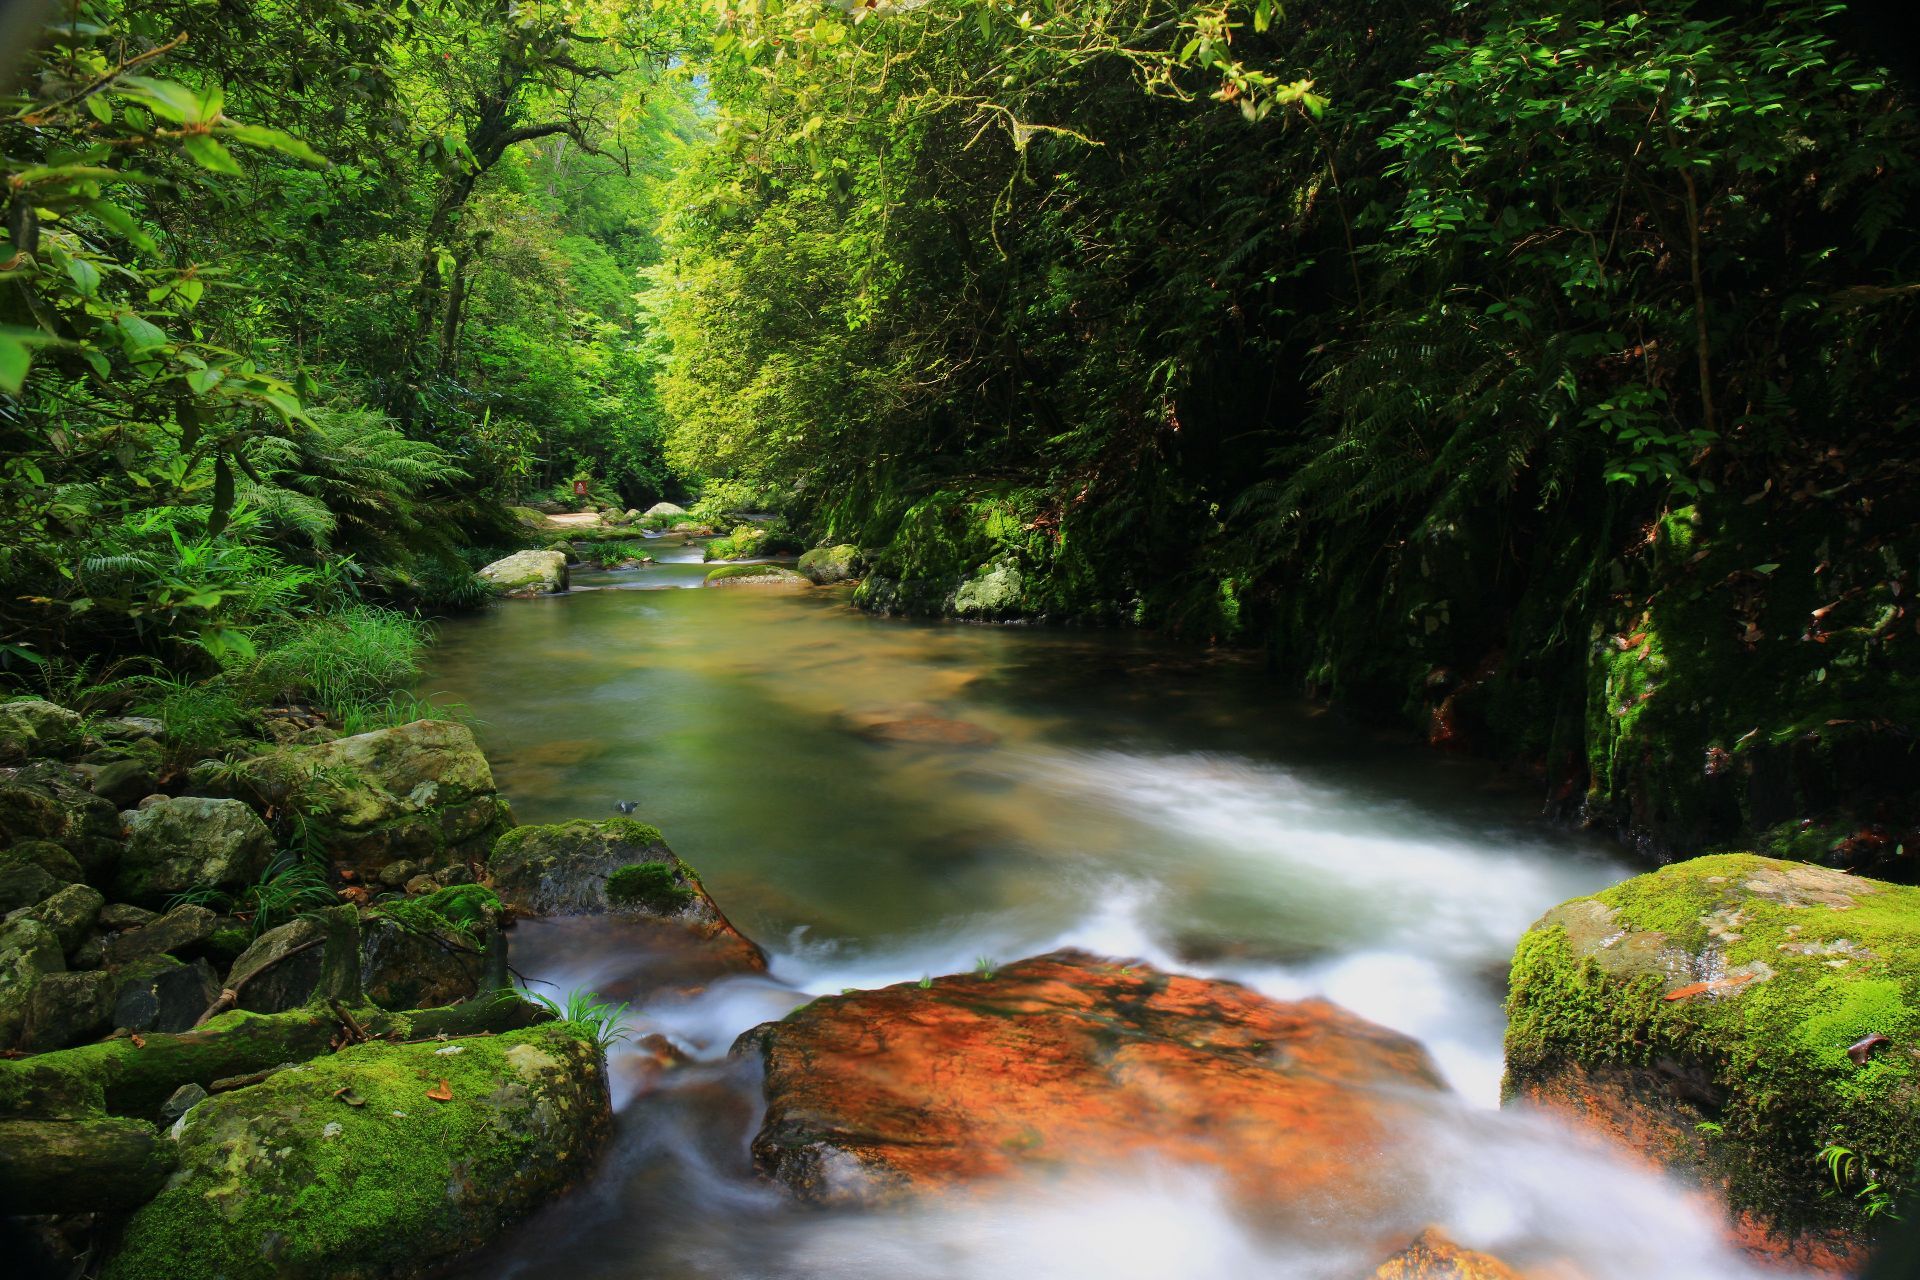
(0, 762, 124, 876)
(478, 549, 568, 597)
(0, 916, 66, 1049)
(111, 955, 220, 1033)
(74, 756, 159, 808)
(227, 917, 328, 1013)
(103, 1022, 611, 1280)
(105, 903, 216, 965)
(488, 819, 766, 975)
(0, 698, 85, 764)
(0, 857, 60, 913)
(841, 705, 999, 747)
(114, 796, 272, 908)
(1368, 1229, 1525, 1279)
(950, 559, 1024, 618)
(242, 719, 512, 880)
(797, 543, 862, 584)
(737, 950, 1446, 1210)
(10, 881, 104, 955)
(642, 501, 686, 518)
(21, 969, 115, 1051)
(358, 914, 486, 1010)
(1505, 853, 1912, 1273)
(703, 564, 810, 590)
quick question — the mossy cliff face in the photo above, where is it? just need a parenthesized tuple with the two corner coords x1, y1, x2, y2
(104, 1022, 609, 1280)
(1505, 854, 1920, 1270)
(1581, 502, 1919, 868)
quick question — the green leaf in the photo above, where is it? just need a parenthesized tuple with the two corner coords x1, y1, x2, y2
(118, 76, 205, 125)
(114, 313, 168, 355)
(64, 257, 101, 297)
(84, 200, 157, 253)
(181, 135, 244, 175)
(218, 123, 328, 166)
(0, 334, 30, 394)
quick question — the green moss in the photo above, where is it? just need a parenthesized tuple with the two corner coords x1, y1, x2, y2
(605, 862, 695, 913)
(1506, 854, 1920, 1238)
(703, 563, 806, 584)
(103, 1023, 607, 1280)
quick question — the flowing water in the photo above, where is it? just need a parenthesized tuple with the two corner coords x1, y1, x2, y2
(423, 536, 1795, 1280)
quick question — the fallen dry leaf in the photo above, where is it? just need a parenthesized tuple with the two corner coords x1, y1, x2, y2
(1664, 973, 1758, 1002)
(426, 1079, 454, 1102)
(130, 1033, 146, 1048)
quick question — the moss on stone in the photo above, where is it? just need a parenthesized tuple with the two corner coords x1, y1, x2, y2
(1506, 853, 1920, 1239)
(102, 1022, 608, 1280)
(605, 862, 695, 914)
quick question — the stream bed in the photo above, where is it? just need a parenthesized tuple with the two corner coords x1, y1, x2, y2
(421, 540, 1792, 1280)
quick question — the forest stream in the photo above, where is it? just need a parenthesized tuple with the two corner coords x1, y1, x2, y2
(418, 540, 1793, 1280)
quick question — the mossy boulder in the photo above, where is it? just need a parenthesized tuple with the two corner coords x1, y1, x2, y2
(103, 1022, 610, 1280)
(114, 796, 273, 908)
(1505, 853, 1917, 1270)
(0, 762, 124, 877)
(950, 560, 1025, 619)
(641, 501, 686, 518)
(487, 819, 765, 974)
(703, 564, 809, 590)
(703, 522, 769, 562)
(0, 698, 85, 764)
(477, 548, 568, 597)
(0, 916, 65, 1049)
(240, 720, 512, 880)
(797, 543, 862, 585)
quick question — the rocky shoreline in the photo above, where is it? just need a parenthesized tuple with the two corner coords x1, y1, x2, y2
(6, 668, 1911, 1277)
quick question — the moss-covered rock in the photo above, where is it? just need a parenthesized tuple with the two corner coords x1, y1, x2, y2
(487, 819, 765, 973)
(703, 564, 809, 589)
(703, 522, 769, 562)
(0, 762, 124, 877)
(240, 719, 512, 879)
(1504, 854, 1916, 1268)
(0, 698, 84, 764)
(114, 796, 273, 908)
(477, 548, 569, 597)
(11, 880, 104, 955)
(0, 916, 65, 1049)
(797, 543, 862, 585)
(103, 1022, 610, 1280)
(950, 560, 1025, 619)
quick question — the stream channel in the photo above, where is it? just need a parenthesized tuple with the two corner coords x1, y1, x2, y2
(422, 533, 1791, 1280)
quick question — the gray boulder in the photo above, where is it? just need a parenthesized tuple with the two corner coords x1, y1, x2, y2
(9, 881, 104, 955)
(114, 797, 272, 907)
(0, 698, 84, 763)
(478, 549, 568, 597)
(238, 719, 511, 880)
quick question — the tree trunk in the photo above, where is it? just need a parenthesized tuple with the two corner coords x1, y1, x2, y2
(0, 996, 545, 1122)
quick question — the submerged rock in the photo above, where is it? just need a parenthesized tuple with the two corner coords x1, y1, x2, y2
(703, 564, 810, 590)
(487, 819, 765, 976)
(1504, 853, 1913, 1272)
(104, 1022, 610, 1280)
(114, 796, 273, 908)
(478, 548, 569, 597)
(797, 543, 862, 584)
(0, 698, 85, 764)
(736, 950, 1445, 1210)
(243, 719, 512, 879)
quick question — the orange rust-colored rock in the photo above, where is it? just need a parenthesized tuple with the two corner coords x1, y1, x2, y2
(1369, 1228, 1526, 1279)
(735, 950, 1448, 1212)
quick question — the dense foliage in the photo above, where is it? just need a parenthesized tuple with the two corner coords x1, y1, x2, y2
(3, 0, 1916, 854)
(1, 0, 698, 693)
(657, 0, 1920, 858)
